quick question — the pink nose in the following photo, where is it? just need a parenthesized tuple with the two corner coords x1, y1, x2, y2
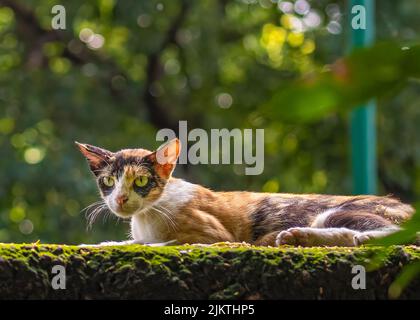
(116, 194, 128, 206)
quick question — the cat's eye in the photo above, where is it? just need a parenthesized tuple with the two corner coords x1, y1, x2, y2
(134, 176, 148, 187)
(102, 176, 115, 187)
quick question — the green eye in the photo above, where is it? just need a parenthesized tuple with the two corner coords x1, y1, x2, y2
(102, 176, 115, 187)
(134, 176, 148, 187)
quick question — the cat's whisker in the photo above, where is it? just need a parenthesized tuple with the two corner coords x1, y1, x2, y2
(101, 208, 109, 224)
(86, 203, 108, 230)
(148, 206, 171, 231)
(86, 202, 103, 217)
(86, 209, 100, 229)
(147, 207, 170, 231)
(115, 216, 122, 226)
(151, 204, 178, 232)
(81, 200, 104, 215)
(156, 205, 178, 230)
(102, 208, 116, 224)
(85, 204, 104, 227)
(161, 210, 178, 232)
(158, 209, 175, 231)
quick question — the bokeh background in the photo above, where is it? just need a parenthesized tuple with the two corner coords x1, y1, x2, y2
(0, 0, 419, 244)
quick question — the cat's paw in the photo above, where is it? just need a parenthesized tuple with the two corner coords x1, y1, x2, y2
(78, 241, 133, 247)
(276, 227, 313, 246)
(276, 227, 357, 246)
(78, 243, 100, 248)
(353, 233, 372, 246)
(100, 241, 132, 246)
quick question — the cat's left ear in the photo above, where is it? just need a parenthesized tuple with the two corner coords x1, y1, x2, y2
(147, 138, 181, 179)
(75, 142, 114, 175)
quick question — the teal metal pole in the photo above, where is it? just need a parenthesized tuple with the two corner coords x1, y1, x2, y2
(349, 0, 377, 195)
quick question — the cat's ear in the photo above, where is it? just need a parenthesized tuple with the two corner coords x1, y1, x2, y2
(147, 138, 181, 179)
(75, 142, 114, 175)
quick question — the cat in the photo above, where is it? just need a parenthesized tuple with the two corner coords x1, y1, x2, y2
(76, 138, 414, 247)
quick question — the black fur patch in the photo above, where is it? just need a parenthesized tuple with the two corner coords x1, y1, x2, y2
(323, 211, 391, 231)
(251, 197, 319, 241)
(110, 156, 153, 178)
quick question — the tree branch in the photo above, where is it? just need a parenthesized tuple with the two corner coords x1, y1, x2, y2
(142, 0, 190, 132)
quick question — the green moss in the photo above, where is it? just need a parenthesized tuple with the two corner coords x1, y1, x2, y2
(0, 243, 420, 299)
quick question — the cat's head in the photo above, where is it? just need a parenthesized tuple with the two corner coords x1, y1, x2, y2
(76, 138, 181, 218)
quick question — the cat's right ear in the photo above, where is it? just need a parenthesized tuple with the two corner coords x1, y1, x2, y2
(75, 142, 114, 175)
(145, 138, 181, 179)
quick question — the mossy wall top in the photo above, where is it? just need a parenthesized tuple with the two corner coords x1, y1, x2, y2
(0, 243, 419, 299)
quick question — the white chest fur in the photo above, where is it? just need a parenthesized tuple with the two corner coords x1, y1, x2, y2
(130, 179, 197, 243)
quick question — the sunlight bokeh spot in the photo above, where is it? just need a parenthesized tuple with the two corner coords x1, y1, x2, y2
(216, 93, 233, 109)
(303, 10, 322, 28)
(294, 0, 310, 15)
(327, 21, 342, 35)
(24, 147, 45, 165)
(164, 59, 181, 75)
(312, 171, 328, 189)
(278, 1, 293, 14)
(79, 28, 94, 43)
(280, 14, 294, 29)
(287, 32, 304, 47)
(49, 57, 71, 74)
(262, 179, 280, 193)
(87, 34, 105, 50)
(19, 219, 34, 235)
(0, 117, 15, 135)
(301, 39, 316, 55)
(0, 7, 13, 30)
(9, 206, 25, 223)
(137, 14, 152, 28)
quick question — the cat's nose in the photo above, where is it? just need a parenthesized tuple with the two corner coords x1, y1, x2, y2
(116, 194, 129, 206)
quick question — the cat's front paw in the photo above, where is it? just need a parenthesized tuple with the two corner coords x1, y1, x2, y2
(353, 233, 372, 246)
(78, 241, 133, 247)
(276, 227, 313, 246)
(277, 227, 358, 247)
(78, 243, 100, 248)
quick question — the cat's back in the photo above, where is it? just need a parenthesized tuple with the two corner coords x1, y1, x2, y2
(167, 178, 413, 224)
(160, 178, 414, 242)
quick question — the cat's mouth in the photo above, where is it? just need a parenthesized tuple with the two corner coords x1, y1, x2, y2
(109, 202, 142, 218)
(113, 210, 134, 218)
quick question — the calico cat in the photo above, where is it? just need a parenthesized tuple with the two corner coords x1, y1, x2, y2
(76, 138, 414, 247)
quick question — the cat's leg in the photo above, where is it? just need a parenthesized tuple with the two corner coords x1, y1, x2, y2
(277, 210, 399, 247)
(276, 227, 359, 246)
(320, 210, 400, 246)
(353, 227, 400, 245)
(254, 231, 280, 246)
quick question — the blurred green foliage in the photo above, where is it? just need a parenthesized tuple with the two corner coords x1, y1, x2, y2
(0, 0, 420, 248)
(265, 42, 420, 122)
